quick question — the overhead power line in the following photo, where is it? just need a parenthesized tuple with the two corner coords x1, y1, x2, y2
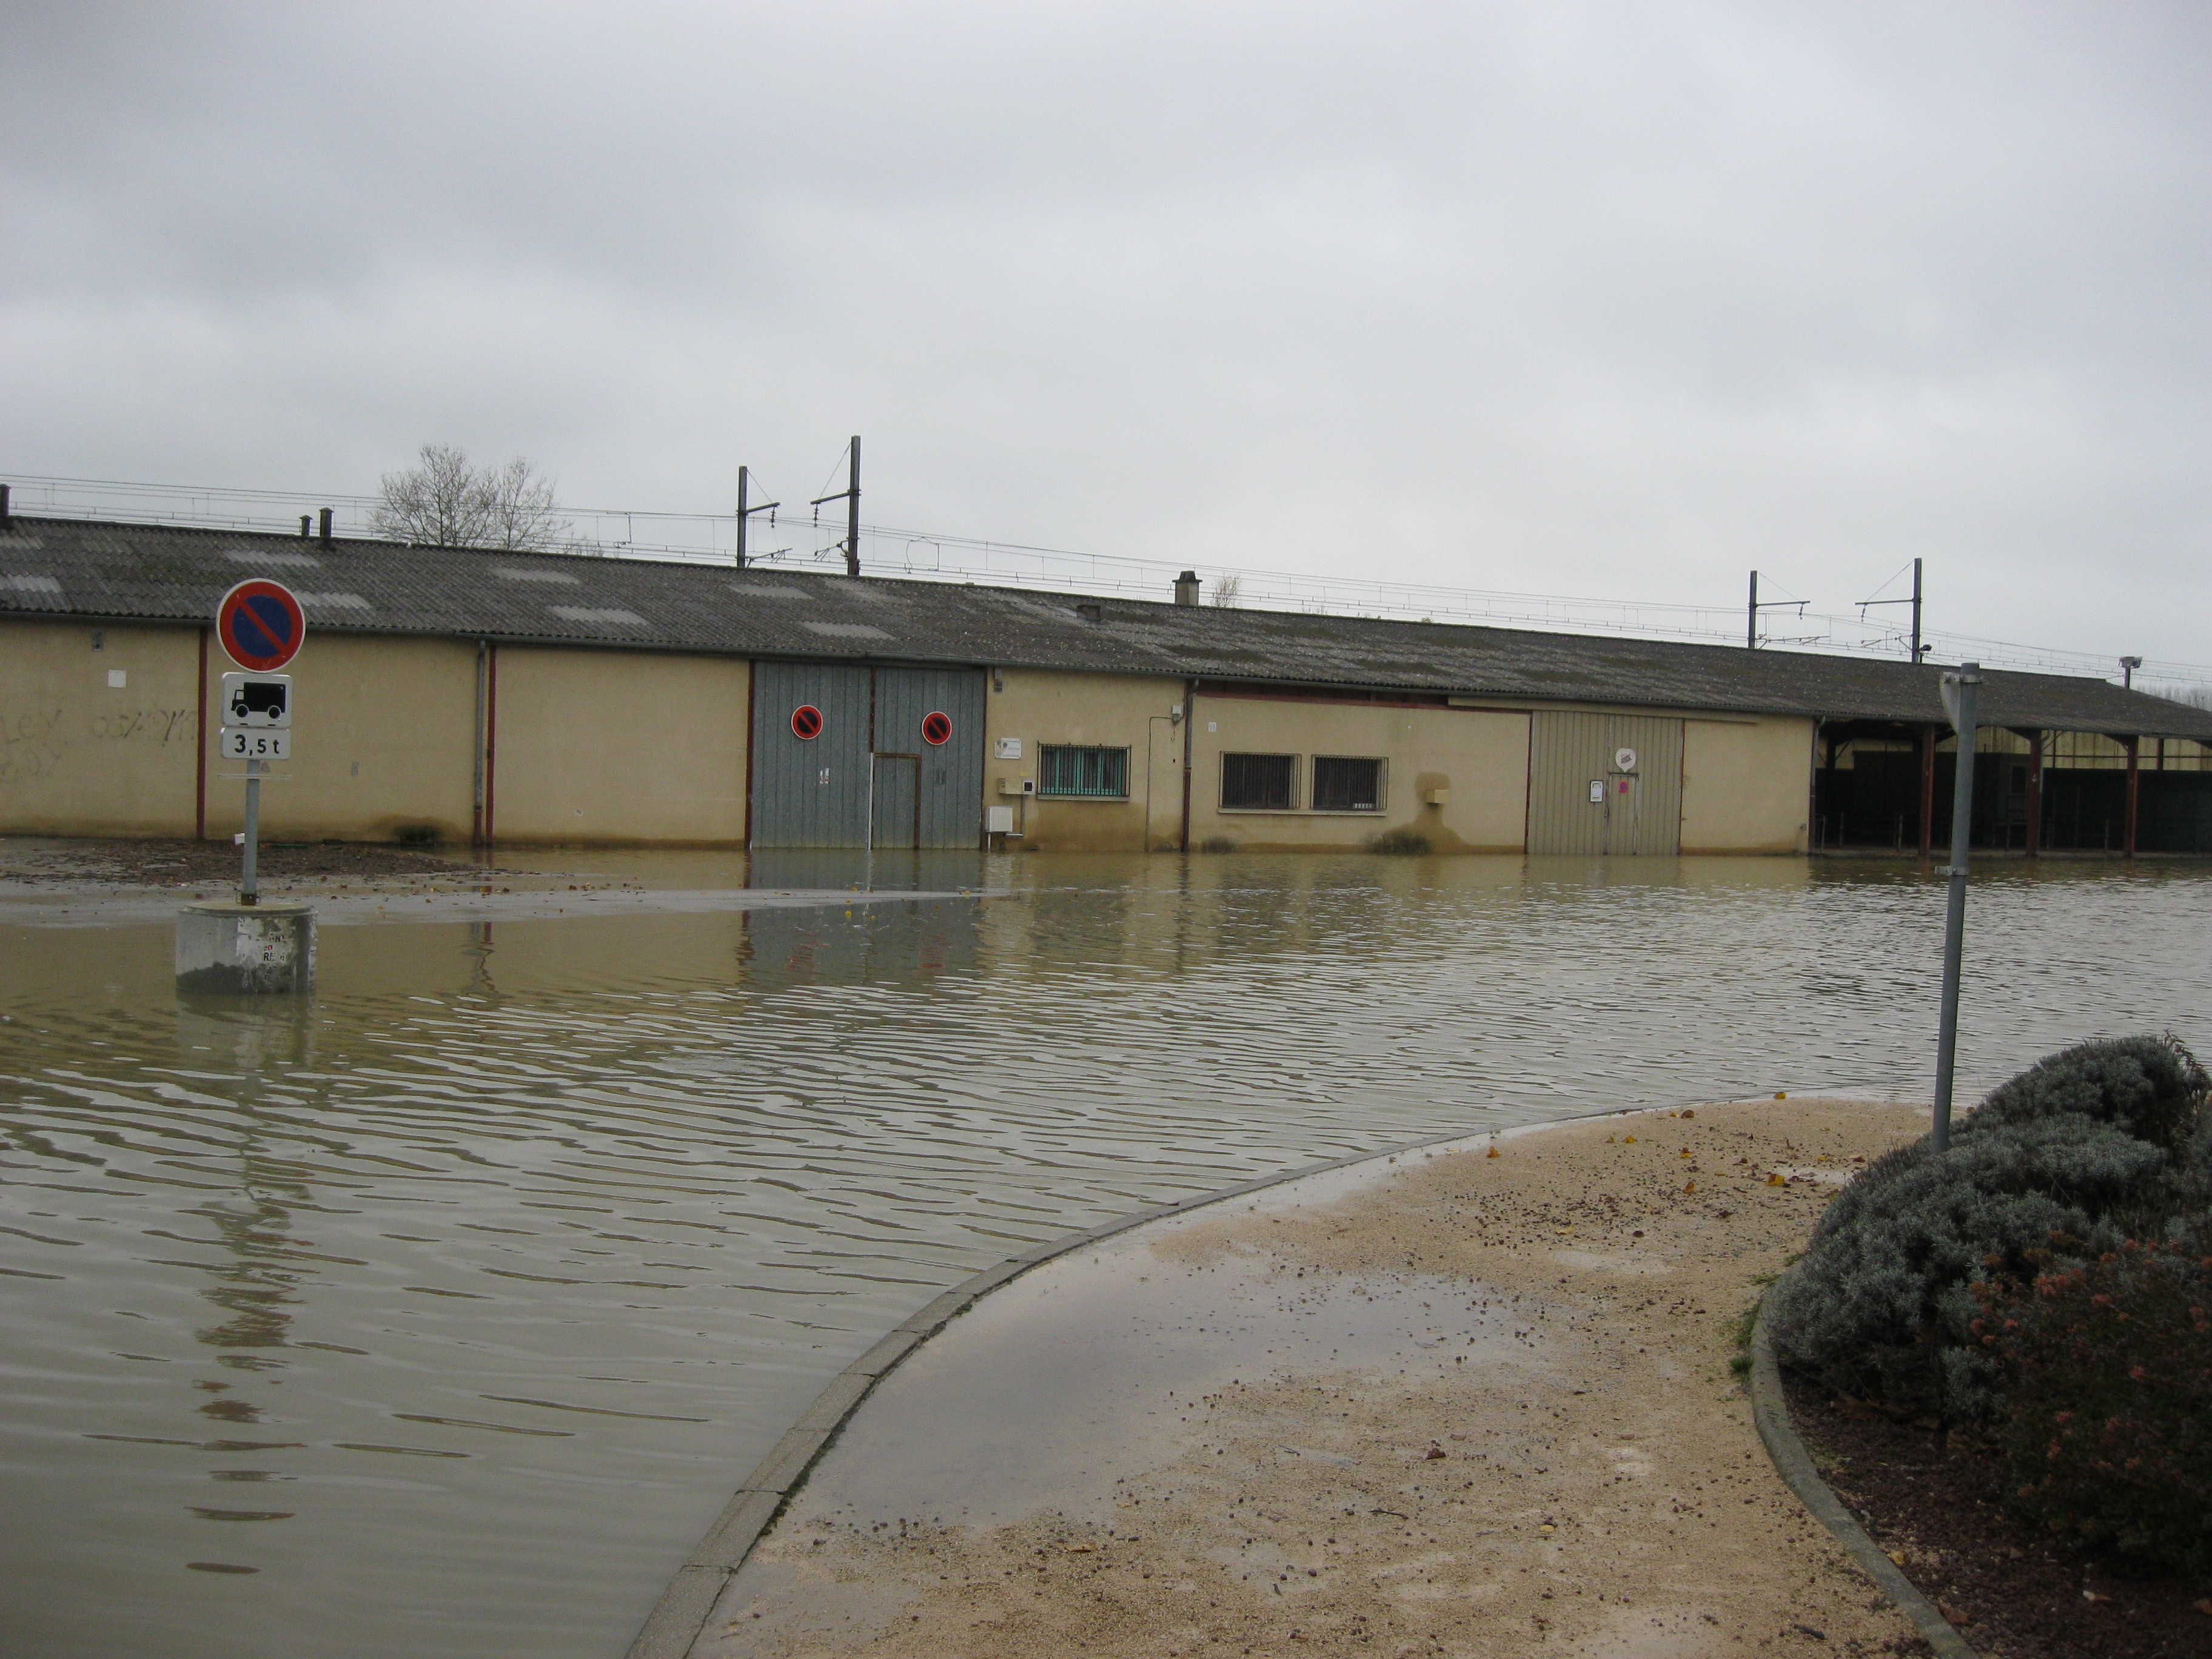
(4, 470, 2207, 692)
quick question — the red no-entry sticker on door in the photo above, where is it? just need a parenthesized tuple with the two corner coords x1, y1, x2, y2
(920, 711, 953, 746)
(791, 705, 823, 740)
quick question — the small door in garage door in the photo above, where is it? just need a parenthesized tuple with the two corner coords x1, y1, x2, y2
(751, 662, 873, 847)
(870, 754, 919, 848)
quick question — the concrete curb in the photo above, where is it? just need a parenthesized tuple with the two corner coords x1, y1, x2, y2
(624, 1092, 1903, 1659)
(1748, 1285, 1980, 1659)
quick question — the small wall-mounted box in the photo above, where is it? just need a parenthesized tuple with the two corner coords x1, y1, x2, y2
(987, 805, 1017, 835)
(1423, 788, 1449, 806)
(997, 777, 1036, 796)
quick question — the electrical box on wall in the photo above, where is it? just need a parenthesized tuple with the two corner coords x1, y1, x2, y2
(987, 805, 1016, 834)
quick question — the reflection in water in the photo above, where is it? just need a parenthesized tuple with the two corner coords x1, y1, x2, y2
(0, 852, 2208, 1659)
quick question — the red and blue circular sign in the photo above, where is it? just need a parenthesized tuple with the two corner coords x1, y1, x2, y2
(216, 580, 307, 671)
(791, 705, 823, 740)
(920, 711, 953, 746)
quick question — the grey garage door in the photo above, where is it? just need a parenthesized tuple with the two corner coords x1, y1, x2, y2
(871, 665, 986, 849)
(750, 662, 986, 849)
(751, 662, 875, 848)
(1526, 711, 1684, 855)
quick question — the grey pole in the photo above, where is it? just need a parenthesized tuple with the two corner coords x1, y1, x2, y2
(845, 435, 861, 578)
(1747, 570, 1758, 649)
(736, 466, 749, 569)
(241, 757, 262, 905)
(1911, 557, 1923, 660)
(1931, 660, 1982, 1150)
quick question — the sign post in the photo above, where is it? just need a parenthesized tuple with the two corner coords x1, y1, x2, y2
(1931, 661, 1982, 1150)
(213, 582, 306, 905)
(178, 581, 314, 995)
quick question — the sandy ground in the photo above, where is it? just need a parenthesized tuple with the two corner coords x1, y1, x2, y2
(700, 1098, 1934, 1658)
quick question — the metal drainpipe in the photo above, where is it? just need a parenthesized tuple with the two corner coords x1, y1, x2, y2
(1806, 718, 1823, 854)
(1180, 678, 1198, 852)
(473, 640, 488, 845)
(195, 626, 209, 841)
(483, 643, 499, 846)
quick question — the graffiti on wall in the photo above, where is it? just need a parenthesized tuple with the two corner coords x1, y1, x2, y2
(0, 705, 199, 787)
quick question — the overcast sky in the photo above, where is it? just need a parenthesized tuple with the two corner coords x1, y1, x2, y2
(3, 2, 2207, 666)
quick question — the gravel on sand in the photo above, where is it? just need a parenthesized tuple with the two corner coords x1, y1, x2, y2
(703, 1098, 1937, 1658)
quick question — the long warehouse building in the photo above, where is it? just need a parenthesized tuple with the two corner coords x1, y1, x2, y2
(4, 511, 2210, 856)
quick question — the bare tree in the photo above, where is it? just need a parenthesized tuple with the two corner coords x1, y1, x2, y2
(2148, 682, 2212, 711)
(1208, 572, 1244, 608)
(373, 444, 571, 551)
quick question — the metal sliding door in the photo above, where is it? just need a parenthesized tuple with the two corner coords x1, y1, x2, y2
(750, 662, 987, 849)
(750, 662, 874, 847)
(872, 666, 985, 849)
(1526, 712, 1684, 855)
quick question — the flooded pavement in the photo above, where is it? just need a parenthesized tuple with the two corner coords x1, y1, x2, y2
(1, 850, 2207, 1658)
(705, 1098, 1932, 1659)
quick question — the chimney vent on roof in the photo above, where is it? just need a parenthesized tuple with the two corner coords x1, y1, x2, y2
(318, 507, 333, 546)
(299, 515, 311, 539)
(0, 483, 11, 530)
(1173, 570, 1199, 606)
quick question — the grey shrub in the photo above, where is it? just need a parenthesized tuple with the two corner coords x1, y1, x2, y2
(1765, 1035, 2207, 1420)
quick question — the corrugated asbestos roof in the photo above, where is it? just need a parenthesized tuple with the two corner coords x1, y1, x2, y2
(5, 514, 2208, 739)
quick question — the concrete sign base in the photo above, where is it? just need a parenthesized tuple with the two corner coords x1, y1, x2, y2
(176, 900, 317, 994)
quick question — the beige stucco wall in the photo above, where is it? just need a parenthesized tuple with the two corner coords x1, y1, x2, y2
(0, 619, 202, 836)
(1187, 693, 1531, 853)
(0, 614, 1822, 856)
(984, 669, 1187, 851)
(491, 645, 748, 845)
(1679, 715, 1814, 854)
(201, 632, 479, 844)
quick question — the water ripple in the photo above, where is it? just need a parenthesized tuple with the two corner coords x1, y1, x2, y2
(0, 853, 2207, 1658)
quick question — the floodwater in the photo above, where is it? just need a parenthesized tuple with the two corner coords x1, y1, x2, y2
(1, 851, 2207, 1659)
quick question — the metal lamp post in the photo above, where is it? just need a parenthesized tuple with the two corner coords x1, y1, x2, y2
(1931, 661, 1982, 1150)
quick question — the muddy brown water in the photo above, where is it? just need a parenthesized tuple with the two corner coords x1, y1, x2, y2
(1, 850, 2206, 1659)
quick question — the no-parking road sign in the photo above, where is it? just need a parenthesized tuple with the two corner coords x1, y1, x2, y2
(216, 580, 307, 672)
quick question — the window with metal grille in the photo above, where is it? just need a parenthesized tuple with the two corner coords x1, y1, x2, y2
(1221, 752, 1296, 810)
(1038, 745, 1129, 798)
(1310, 756, 1384, 811)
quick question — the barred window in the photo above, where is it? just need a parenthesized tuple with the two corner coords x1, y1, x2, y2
(1221, 752, 1296, 811)
(1310, 756, 1384, 811)
(1038, 745, 1129, 798)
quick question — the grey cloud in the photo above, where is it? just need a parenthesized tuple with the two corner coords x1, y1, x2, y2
(2, 1, 2208, 662)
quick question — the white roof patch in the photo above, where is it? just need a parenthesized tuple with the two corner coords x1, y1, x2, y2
(224, 549, 322, 568)
(296, 592, 372, 610)
(802, 621, 893, 640)
(4, 574, 62, 593)
(496, 567, 580, 585)
(549, 606, 648, 626)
